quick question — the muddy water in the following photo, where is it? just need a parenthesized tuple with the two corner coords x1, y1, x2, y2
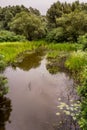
(2, 52, 80, 130)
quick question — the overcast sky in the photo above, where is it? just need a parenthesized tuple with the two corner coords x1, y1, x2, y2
(0, 0, 86, 14)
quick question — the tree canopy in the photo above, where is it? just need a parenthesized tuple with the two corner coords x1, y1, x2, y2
(0, 1, 87, 42)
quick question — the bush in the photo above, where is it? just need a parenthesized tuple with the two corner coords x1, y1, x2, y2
(0, 55, 8, 97)
(0, 55, 6, 71)
(65, 51, 87, 73)
(77, 66, 87, 129)
(78, 34, 87, 50)
(0, 76, 8, 97)
(46, 27, 65, 42)
(0, 30, 27, 42)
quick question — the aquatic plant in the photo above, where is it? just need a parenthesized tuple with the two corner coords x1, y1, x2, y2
(56, 98, 81, 121)
(56, 98, 81, 130)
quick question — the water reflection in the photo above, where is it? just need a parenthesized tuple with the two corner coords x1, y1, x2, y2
(16, 50, 45, 71)
(4, 52, 81, 130)
(0, 97, 12, 130)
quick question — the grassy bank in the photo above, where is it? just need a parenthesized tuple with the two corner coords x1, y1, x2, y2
(65, 51, 87, 129)
(0, 41, 46, 63)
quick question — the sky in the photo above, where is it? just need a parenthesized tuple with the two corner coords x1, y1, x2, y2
(0, 0, 86, 15)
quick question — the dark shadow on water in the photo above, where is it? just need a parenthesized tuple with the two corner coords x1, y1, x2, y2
(15, 50, 45, 71)
(0, 97, 12, 130)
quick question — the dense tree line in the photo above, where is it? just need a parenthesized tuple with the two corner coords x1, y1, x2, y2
(0, 1, 87, 43)
(0, 5, 46, 41)
(46, 0, 87, 43)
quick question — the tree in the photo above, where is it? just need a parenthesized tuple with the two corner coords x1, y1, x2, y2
(29, 7, 41, 16)
(56, 11, 87, 42)
(46, 1, 87, 30)
(9, 11, 46, 40)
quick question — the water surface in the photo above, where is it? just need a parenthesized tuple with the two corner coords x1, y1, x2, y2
(2, 52, 80, 130)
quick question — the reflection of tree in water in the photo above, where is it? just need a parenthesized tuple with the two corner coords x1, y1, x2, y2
(16, 50, 45, 71)
(0, 97, 12, 130)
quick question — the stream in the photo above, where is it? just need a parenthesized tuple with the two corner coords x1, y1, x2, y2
(0, 51, 80, 130)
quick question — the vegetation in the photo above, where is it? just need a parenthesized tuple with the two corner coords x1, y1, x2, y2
(0, 55, 8, 97)
(0, 41, 47, 63)
(65, 51, 87, 73)
(65, 52, 87, 129)
(0, 1, 87, 129)
(9, 11, 46, 40)
(0, 30, 26, 42)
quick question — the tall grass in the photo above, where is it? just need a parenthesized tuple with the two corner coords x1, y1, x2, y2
(47, 43, 82, 51)
(64, 50, 87, 130)
(0, 41, 46, 63)
(65, 51, 87, 73)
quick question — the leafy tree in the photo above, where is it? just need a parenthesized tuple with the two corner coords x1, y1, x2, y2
(56, 11, 87, 42)
(46, 27, 65, 42)
(9, 11, 46, 40)
(46, 1, 87, 29)
(0, 5, 29, 30)
(29, 7, 41, 16)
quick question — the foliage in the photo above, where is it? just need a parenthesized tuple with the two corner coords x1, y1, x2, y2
(0, 54, 6, 71)
(0, 30, 26, 42)
(64, 50, 87, 129)
(46, 1, 87, 42)
(0, 5, 29, 30)
(56, 11, 87, 42)
(9, 11, 46, 40)
(77, 66, 87, 129)
(78, 34, 87, 50)
(57, 98, 81, 121)
(29, 7, 41, 16)
(0, 54, 8, 97)
(46, 27, 65, 42)
(46, 1, 87, 29)
(47, 43, 79, 52)
(0, 41, 47, 63)
(65, 51, 87, 73)
(0, 76, 8, 97)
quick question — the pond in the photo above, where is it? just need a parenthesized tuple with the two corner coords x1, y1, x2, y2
(1, 51, 80, 130)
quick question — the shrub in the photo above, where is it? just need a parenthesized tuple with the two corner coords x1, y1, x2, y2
(65, 51, 87, 73)
(0, 55, 6, 71)
(0, 76, 8, 97)
(46, 27, 65, 42)
(78, 34, 87, 50)
(0, 30, 27, 42)
(77, 66, 87, 129)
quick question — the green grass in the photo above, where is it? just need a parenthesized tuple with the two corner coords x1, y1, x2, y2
(0, 41, 80, 63)
(0, 41, 46, 63)
(47, 43, 82, 51)
(65, 50, 87, 73)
